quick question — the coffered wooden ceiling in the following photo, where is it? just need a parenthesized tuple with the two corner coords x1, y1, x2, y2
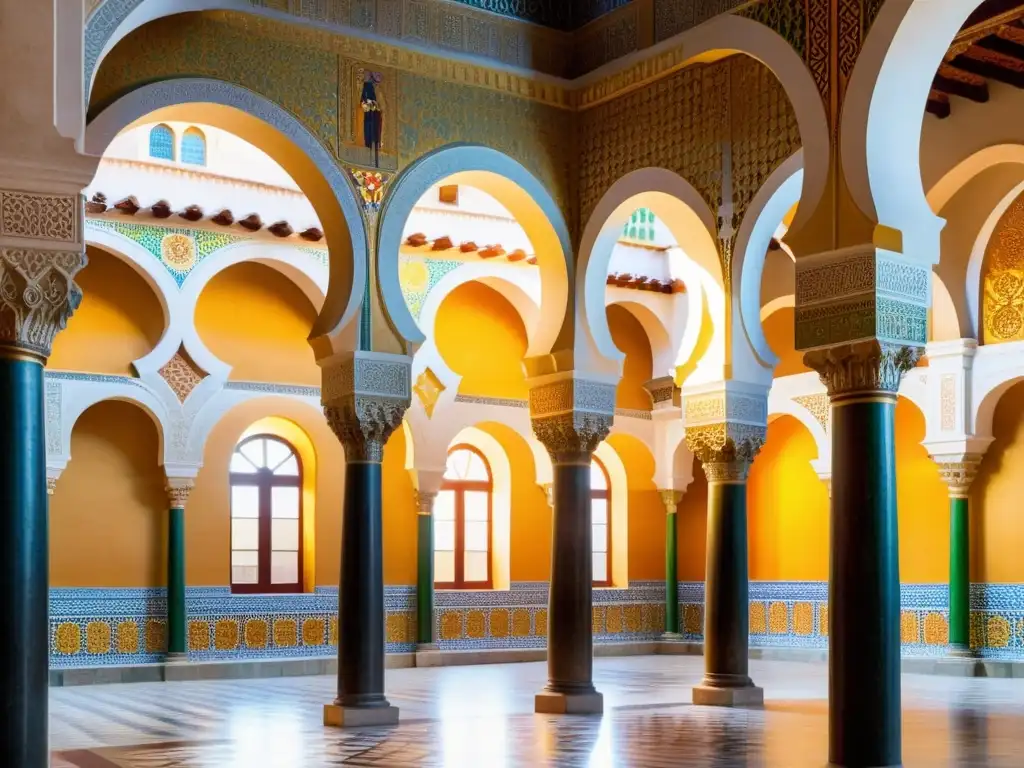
(928, 0, 1024, 118)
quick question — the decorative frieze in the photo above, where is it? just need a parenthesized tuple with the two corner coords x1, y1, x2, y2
(0, 191, 79, 244)
(643, 375, 679, 409)
(0, 248, 88, 358)
(321, 352, 412, 464)
(528, 374, 615, 464)
(683, 382, 768, 483)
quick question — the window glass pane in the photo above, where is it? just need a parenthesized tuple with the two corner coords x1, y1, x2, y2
(274, 455, 299, 476)
(271, 518, 299, 551)
(231, 518, 259, 550)
(231, 550, 258, 585)
(265, 439, 292, 472)
(271, 487, 300, 519)
(434, 520, 455, 551)
(445, 448, 489, 481)
(464, 551, 488, 583)
(240, 440, 265, 469)
(149, 125, 174, 160)
(592, 498, 608, 525)
(464, 490, 489, 521)
(593, 524, 608, 554)
(592, 554, 608, 584)
(464, 520, 488, 552)
(462, 451, 489, 481)
(230, 486, 259, 518)
(435, 491, 455, 520)
(181, 129, 206, 165)
(230, 452, 258, 474)
(270, 550, 298, 585)
(434, 550, 455, 583)
(590, 460, 608, 490)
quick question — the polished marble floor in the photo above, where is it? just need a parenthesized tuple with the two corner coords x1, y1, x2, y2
(51, 656, 1024, 766)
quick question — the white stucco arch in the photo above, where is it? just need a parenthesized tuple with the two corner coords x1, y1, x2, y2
(578, 168, 724, 380)
(760, 294, 795, 322)
(84, 78, 366, 356)
(58, 381, 171, 465)
(766, 394, 828, 467)
(927, 144, 1024, 215)
(841, 0, 980, 260)
(379, 144, 571, 360)
(734, 152, 803, 375)
(607, 299, 675, 378)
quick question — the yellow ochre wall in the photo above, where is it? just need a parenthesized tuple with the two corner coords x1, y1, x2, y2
(973, 381, 1024, 582)
(677, 456, 708, 581)
(50, 247, 164, 375)
(606, 305, 654, 410)
(194, 262, 320, 385)
(762, 308, 809, 378)
(51, 400, 167, 587)
(606, 434, 665, 582)
(382, 426, 418, 586)
(747, 416, 829, 581)
(434, 281, 529, 399)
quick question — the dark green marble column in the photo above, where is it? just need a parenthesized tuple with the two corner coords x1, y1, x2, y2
(828, 391, 901, 767)
(692, 458, 762, 706)
(0, 351, 47, 768)
(936, 457, 980, 658)
(415, 490, 437, 649)
(165, 481, 192, 660)
(661, 490, 682, 639)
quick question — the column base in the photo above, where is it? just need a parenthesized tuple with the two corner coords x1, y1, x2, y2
(164, 652, 189, 665)
(323, 703, 400, 728)
(535, 690, 604, 715)
(659, 632, 685, 643)
(947, 644, 974, 659)
(415, 645, 443, 668)
(692, 684, 763, 707)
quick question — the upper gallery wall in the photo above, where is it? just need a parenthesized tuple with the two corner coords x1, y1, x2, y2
(88, 7, 803, 244)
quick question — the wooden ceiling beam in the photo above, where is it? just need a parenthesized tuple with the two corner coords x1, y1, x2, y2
(974, 29, 1024, 61)
(933, 65, 990, 102)
(926, 90, 951, 119)
(952, 48, 1024, 88)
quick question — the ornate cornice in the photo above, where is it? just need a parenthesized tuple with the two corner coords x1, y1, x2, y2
(529, 374, 616, 464)
(321, 352, 412, 464)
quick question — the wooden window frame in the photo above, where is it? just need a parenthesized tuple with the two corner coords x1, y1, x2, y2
(435, 444, 493, 591)
(591, 457, 612, 588)
(229, 434, 304, 595)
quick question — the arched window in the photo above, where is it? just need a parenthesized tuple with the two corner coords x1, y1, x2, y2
(591, 458, 611, 586)
(435, 446, 492, 589)
(180, 127, 207, 166)
(229, 435, 302, 593)
(148, 124, 175, 161)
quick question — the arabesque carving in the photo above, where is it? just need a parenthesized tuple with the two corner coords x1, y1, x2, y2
(686, 422, 766, 484)
(0, 248, 87, 358)
(532, 411, 613, 465)
(804, 341, 921, 400)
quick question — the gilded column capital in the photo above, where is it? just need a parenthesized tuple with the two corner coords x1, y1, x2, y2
(321, 351, 412, 464)
(683, 382, 767, 484)
(166, 478, 195, 509)
(933, 454, 983, 498)
(415, 490, 438, 516)
(528, 373, 615, 465)
(644, 376, 679, 410)
(804, 340, 921, 401)
(659, 489, 683, 513)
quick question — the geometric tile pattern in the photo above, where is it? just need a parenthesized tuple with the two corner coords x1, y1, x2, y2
(398, 255, 468, 321)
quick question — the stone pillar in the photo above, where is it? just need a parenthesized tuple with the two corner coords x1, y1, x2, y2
(660, 490, 683, 640)
(322, 351, 410, 728)
(0, 196, 88, 767)
(796, 244, 930, 768)
(165, 478, 194, 661)
(935, 455, 981, 658)
(684, 383, 766, 707)
(415, 490, 439, 650)
(529, 373, 615, 715)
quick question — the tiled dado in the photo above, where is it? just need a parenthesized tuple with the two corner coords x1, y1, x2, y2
(679, 582, 1024, 659)
(49, 583, 665, 668)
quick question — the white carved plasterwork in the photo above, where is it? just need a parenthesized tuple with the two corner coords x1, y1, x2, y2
(0, 248, 88, 357)
(682, 381, 768, 483)
(794, 393, 829, 434)
(45, 380, 62, 455)
(0, 191, 79, 244)
(528, 374, 616, 465)
(940, 374, 957, 432)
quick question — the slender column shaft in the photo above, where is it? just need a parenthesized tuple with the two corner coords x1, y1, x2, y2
(702, 478, 752, 687)
(0, 355, 47, 767)
(665, 509, 679, 635)
(830, 396, 901, 767)
(167, 506, 187, 654)
(545, 462, 595, 696)
(949, 496, 970, 653)
(336, 461, 388, 708)
(416, 494, 435, 646)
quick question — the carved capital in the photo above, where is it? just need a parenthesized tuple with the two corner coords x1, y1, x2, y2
(0, 247, 87, 358)
(166, 478, 195, 509)
(685, 422, 766, 484)
(415, 489, 438, 516)
(46, 476, 58, 496)
(659, 489, 683, 514)
(934, 454, 983, 498)
(804, 340, 921, 401)
(321, 352, 412, 464)
(528, 373, 616, 464)
(644, 376, 679, 409)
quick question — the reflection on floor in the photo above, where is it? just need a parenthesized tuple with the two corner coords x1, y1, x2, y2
(51, 656, 1024, 766)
